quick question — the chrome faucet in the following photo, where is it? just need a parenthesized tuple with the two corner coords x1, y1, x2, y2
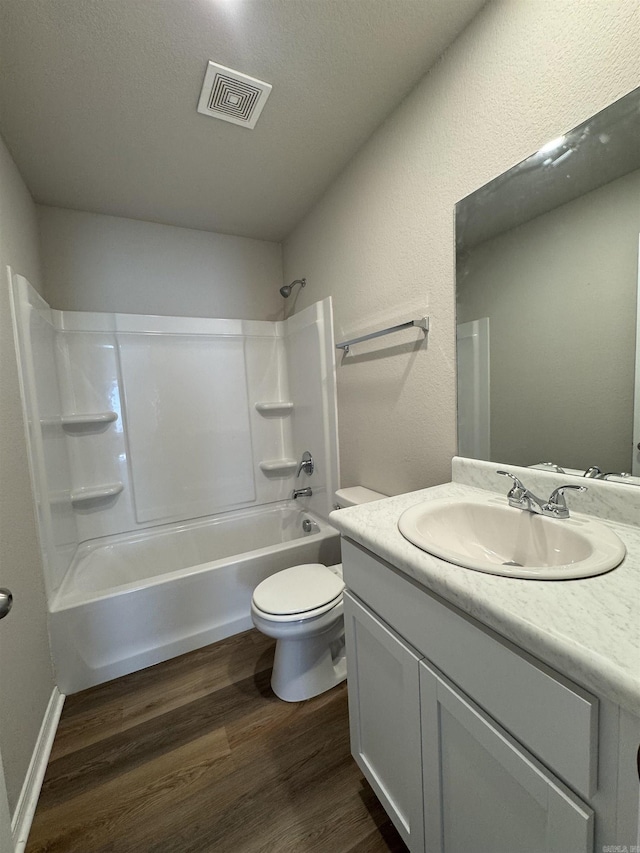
(296, 450, 314, 478)
(293, 487, 312, 500)
(497, 471, 586, 519)
(497, 471, 547, 514)
(534, 461, 566, 474)
(583, 466, 603, 479)
(584, 466, 630, 481)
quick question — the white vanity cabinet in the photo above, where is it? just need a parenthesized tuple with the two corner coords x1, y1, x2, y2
(342, 538, 640, 853)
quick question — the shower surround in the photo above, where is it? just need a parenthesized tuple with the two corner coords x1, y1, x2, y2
(11, 275, 340, 692)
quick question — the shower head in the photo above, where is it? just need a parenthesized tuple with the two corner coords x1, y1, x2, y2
(280, 278, 306, 298)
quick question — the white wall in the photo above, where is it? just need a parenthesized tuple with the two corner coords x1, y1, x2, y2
(0, 135, 55, 815)
(37, 206, 284, 320)
(283, 0, 640, 496)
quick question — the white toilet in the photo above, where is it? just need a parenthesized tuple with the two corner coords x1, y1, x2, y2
(251, 486, 386, 702)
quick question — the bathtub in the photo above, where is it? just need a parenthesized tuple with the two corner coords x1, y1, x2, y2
(49, 503, 341, 694)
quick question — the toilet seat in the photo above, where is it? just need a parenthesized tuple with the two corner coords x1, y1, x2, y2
(252, 563, 344, 623)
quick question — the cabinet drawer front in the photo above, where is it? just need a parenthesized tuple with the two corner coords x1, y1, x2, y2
(343, 539, 598, 799)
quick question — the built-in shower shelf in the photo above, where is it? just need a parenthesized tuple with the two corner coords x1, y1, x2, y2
(70, 482, 124, 505)
(254, 402, 294, 417)
(259, 459, 297, 477)
(62, 411, 118, 431)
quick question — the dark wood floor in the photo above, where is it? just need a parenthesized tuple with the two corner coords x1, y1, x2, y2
(27, 629, 408, 853)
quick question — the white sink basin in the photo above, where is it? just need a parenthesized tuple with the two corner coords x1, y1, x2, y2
(397, 496, 626, 579)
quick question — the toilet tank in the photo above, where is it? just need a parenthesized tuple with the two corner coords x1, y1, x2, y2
(334, 486, 387, 509)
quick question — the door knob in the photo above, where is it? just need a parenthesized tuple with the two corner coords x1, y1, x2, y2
(0, 589, 13, 620)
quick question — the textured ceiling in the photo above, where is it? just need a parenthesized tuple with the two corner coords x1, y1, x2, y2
(0, 0, 485, 241)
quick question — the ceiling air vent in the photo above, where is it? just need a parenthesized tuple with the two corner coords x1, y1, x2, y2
(197, 61, 272, 129)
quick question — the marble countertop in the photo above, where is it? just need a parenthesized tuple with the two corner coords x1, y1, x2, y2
(331, 463, 640, 716)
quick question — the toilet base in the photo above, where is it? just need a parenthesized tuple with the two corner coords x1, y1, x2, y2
(251, 601, 347, 702)
(271, 624, 347, 702)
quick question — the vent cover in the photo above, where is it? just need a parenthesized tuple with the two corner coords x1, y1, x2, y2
(197, 61, 272, 129)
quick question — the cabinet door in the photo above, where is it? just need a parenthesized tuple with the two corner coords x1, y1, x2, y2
(344, 591, 424, 852)
(420, 659, 593, 853)
(616, 710, 640, 847)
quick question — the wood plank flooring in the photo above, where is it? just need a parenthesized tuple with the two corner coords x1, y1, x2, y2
(27, 629, 408, 853)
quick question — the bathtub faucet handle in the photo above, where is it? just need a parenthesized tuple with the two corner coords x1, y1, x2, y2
(296, 451, 314, 478)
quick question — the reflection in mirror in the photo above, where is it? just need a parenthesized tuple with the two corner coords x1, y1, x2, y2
(456, 87, 640, 483)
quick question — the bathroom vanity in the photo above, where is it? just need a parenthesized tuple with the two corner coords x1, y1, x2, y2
(331, 459, 640, 853)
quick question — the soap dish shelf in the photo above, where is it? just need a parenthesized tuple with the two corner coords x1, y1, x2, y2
(259, 459, 297, 477)
(255, 402, 294, 417)
(61, 411, 119, 433)
(70, 482, 124, 505)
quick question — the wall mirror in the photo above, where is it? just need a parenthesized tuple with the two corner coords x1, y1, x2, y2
(455, 87, 640, 482)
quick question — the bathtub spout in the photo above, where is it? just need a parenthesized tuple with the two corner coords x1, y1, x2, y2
(293, 487, 312, 499)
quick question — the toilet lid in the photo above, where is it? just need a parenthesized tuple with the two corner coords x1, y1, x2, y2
(252, 564, 345, 616)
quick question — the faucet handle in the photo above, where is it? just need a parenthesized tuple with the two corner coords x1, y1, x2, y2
(296, 450, 314, 478)
(583, 466, 602, 478)
(544, 484, 587, 518)
(497, 470, 526, 497)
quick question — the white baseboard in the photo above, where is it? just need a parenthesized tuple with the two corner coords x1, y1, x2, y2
(11, 687, 64, 853)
